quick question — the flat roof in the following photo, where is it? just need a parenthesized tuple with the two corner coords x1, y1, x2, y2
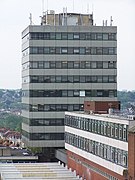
(0, 162, 80, 180)
(65, 111, 135, 122)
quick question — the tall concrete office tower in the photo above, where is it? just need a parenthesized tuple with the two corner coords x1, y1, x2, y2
(22, 10, 117, 161)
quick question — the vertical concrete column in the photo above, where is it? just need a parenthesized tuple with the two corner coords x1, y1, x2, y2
(128, 130, 135, 179)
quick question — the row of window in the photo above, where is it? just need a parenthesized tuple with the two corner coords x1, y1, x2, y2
(65, 132, 128, 168)
(23, 104, 84, 112)
(23, 118, 64, 126)
(22, 130, 64, 140)
(29, 32, 116, 41)
(23, 61, 116, 70)
(23, 75, 117, 84)
(22, 90, 117, 98)
(28, 47, 116, 55)
(70, 155, 119, 180)
(65, 115, 128, 142)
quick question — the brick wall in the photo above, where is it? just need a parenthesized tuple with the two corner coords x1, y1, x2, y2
(128, 132, 135, 179)
(84, 101, 120, 113)
(67, 150, 124, 180)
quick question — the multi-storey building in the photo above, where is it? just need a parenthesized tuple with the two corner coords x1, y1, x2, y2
(22, 10, 117, 160)
(65, 111, 135, 180)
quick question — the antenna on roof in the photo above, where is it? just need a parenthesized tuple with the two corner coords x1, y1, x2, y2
(47, 0, 48, 11)
(29, 13, 32, 25)
(110, 16, 113, 26)
(87, 3, 89, 14)
(73, 0, 74, 12)
(42, 0, 44, 16)
(92, 3, 94, 15)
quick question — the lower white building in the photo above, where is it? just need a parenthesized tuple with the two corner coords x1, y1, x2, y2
(65, 111, 135, 180)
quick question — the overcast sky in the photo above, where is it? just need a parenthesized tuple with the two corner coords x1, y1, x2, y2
(0, 0, 134, 90)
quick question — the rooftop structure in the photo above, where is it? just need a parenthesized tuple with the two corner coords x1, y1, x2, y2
(40, 10, 93, 26)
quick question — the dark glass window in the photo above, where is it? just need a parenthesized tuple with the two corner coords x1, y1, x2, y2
(38, 76, 44, 83)
(85, 90, 91, 96)
(56, 76, 62, 83)
(103, 33, 108, 40)
(74, 90, 79, 97)
(103, 47, 109, 55)
(38, 62, 44, 68)
(103, 76, 108, 83)
(56, 33, 61, 40)
(97, 76, 102, 83)
(68, 105, 73, 111)
(103, 62, 108, 68)
(85, 33, 91, 40)
(74, 104, 79, 110)
(62, 76, 68, 82)
(91, 76, 97, 82)
(61, 48, 68, 54)
(50, 32, 55, 39)
(108, 33, 116, 40)
(86, 76, 91, 83)
(62, 90, 67, 97)
(32, 62, 38, 68)
(68, 33, 73, 40)
(91, 47, 96, 55)
(97, 62, 103, 68)
(31, 76, 38, 83)
(80, 33, 86, 40)
(68, 47, 73, 54)
(91, 62, 97, 68)
(68, 90, 73, 97)
(62, 61, 68, 68)
(80, 47, 85, 54)
(109, 47, 114, 55)
(56, 62, 62, 68)
(44, 33, 50, 40)
(32, 47, 38, 54)
(96, 47, 102, 55)
(74, 48, 79, 54)
(56, 104, 62, 111)
(38, 33, 44, 39)
(74, 61, 80, 69)
(56, 47, 61, 54)
(80, 76, 85, 82)
(38, 47, 44, 54)
(74, 33, 79, 40)
(108, 61, 114, 68)
(44, 105, 50, 111)
(44, 47, 50, 54)
(91, 33, 96, 40)
(85, 61, 91, 68)
(61, 33, 68, 40)
(68, 76, 73, 83)
(50, 62, 55, 68)
(74, 76, 79, 82)
(44, 76, 51, 83)
(68, 62, 74, 68)
(97, 90, 103, 97)
(80, 62, 85, 69)
(44, 62, 50, 69)
(50, 76, 55, 83)
(96, 33, 102, 40)
(50, 47, 55, 54)
(86, 47, 90, 54)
